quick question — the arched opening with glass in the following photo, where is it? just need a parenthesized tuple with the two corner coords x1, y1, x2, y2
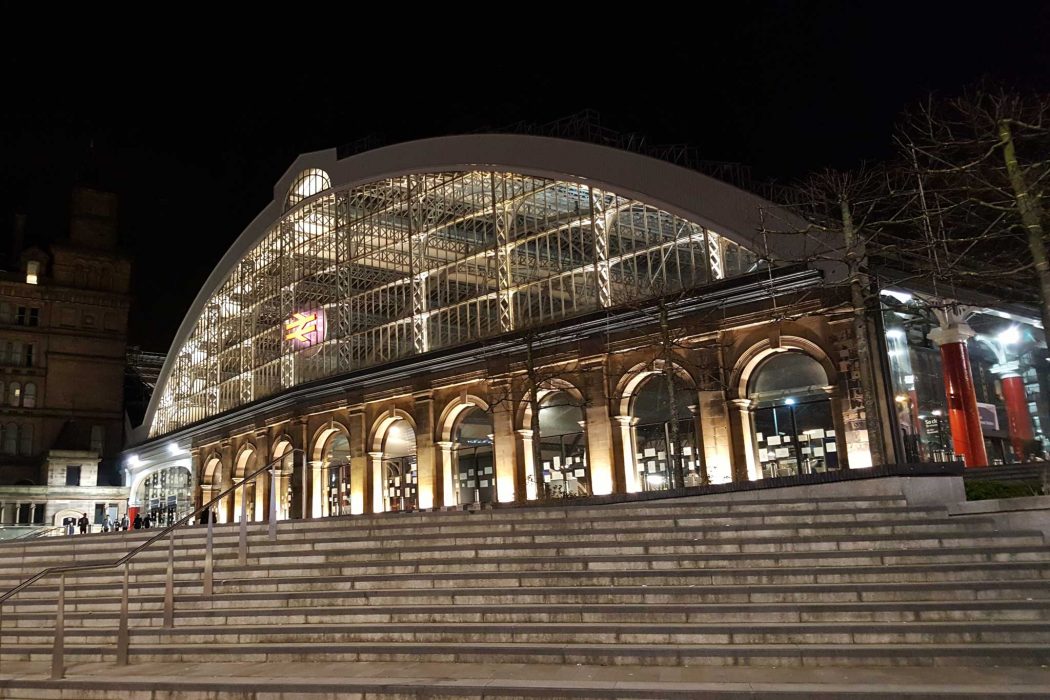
(630, 374, 701, 491)
(748, 352, 838, 478)
(452, 407, 494, 505)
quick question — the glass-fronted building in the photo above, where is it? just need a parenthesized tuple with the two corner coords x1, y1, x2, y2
(121, 134, 1044, 524)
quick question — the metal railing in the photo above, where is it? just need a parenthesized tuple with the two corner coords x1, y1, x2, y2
(0, 448, 303, 679)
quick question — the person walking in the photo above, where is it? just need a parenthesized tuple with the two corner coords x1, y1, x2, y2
(133, 513, 142, 530)
(77, 512, 89, 535)
(103, 514, 112, 533)
(120, 513, 130, 531)
(64, 517, 75, 536)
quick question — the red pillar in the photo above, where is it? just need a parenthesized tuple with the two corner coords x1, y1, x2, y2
(1000, 374, 1034, 461)
(932, 333, 988, 468)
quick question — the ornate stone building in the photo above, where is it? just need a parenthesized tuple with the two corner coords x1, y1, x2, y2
(0, 188, 130, 531)
(123, 135, 897, 524)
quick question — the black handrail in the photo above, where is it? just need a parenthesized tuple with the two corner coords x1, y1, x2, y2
(0, 449, 300, 606)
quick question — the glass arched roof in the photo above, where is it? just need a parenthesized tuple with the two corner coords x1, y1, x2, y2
(150, 170, 758, 437)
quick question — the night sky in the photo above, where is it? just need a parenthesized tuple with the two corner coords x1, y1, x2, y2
(2, 4, 1048, 353)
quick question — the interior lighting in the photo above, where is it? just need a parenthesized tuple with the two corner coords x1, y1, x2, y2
(785, 398, 796, 405)
(998, 326, 1021, 345)
(880, 289, 913, 304)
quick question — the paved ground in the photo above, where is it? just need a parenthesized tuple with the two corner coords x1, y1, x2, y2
(3, 661, 1050, 697)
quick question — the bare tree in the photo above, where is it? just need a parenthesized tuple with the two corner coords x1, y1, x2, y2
(765, 165, 912, 468)
(895, 86, 1050, 332)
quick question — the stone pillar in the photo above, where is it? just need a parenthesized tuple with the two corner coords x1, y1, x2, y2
(612, 416, 640, 494)
(254, 430, 270, 522)
(687, 404, 708, 485)
(287, 418, 306, 519)
(828, 388, 850, 470)
(348, 407, 369, 515)
(727, 398, 759, 481)
(582, 403, 615, 497)
(697, 390, 732, 484)
(928, 323, 988, 467)
(219, 439, 234, 523)
(413, 392, 437, 510)
(437, 441, 456, 507)
(517, 429, 537, 500)
(200, 485, 216, 522)
(190, 447, 202, 510)
(310, 458, 324, 518)
(369, 452, 386, 513)
(491, 401, 518, 503)
(993, 361, 1034, 462)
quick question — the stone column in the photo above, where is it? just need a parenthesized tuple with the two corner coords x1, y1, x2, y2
(582, 403, 615, 497)
(437, 441, 455, 507)
(827, 386, 850, 470)
(491, 400, 518, 503)
(348, 407, 369, 515)
(612, 416, 640, 494)
(369, 452, 386, 513)
(413, 392, 437, 510)
(254, 430, 270, 523)
(687, 404, 708, 485)
(310, 457, 324, 518)
(697, 390, 732, 484)
(219, 439, 234, 523)
(993, 360, 1034, 462)
(928, 323, 988, 467)
(517, 429, 537, 500)
(727, 398, 759, 482)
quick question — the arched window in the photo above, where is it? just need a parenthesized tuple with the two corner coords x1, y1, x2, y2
(8, 382, 21, 407)
(381, 420, 417, 512)
(536, 392, 588, 497)
(285, 169, 331, 210)
(22, 383, 36, 408)
(748, 352, 837, 478)
(631, 374, 700, 491)
(452, 407, 494, 505)
(3, 423, 17, 454)
(322, 433, 351, 516)
(19, 424, 32, 456)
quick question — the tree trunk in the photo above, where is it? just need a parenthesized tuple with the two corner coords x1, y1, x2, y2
(659, 298, 685, 489)
(841, 199, 887, 467)
(999, 119, 1050, 335)
(525, 337, 546, 499)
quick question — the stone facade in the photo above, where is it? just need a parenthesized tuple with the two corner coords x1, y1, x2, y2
(0, 187, 131, 528)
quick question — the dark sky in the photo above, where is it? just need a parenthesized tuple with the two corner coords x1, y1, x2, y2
(3, 3, 1048, 353)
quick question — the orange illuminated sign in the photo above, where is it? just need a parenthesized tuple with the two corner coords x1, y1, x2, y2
(284, 309, 326, 352)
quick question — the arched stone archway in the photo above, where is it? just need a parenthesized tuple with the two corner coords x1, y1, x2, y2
(728, 338, 846, 481)
(438, 395, 495, 507)
(232, 444, 258, 522)
(614, 361, 704, 493)
(368, 410, 418, 513)
(310, 424, 353, 518)
(517, 380, 589, 500)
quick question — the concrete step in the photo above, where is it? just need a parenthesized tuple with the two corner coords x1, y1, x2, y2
(7, 549, 1050, 608)
(4, 545, 1045, 596)
(6, 599, 1050, 629)
(5, 640, 1050, 667)
(1, 516, 1016, 576)
(3, 660, 1050, 698)
(8, 621, 1050, 648)
(7, 579, 1050, 618)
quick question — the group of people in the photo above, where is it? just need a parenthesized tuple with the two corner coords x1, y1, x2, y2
(64, 511, 159, 535)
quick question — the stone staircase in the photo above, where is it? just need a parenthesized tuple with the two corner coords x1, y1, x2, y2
(1, 479, 1050, 698)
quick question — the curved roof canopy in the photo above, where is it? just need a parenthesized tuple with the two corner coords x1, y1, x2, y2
(142, 135, 825, 441)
